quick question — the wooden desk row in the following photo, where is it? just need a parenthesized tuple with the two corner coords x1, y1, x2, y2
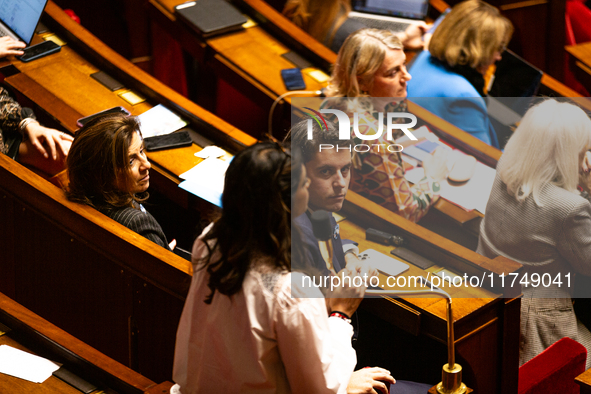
(0, 151, 190, 384)
(0, 0, 250, 384)
(145, 0, 591, 249)
(0, 2, 523, 393)
(0, 291, 172, 394)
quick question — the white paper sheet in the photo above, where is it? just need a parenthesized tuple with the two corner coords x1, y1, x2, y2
(405, 155, 496, 214)
(359, 249, 410, 277)
(137, 104, 188, 138)
(195, 146, 227, 159)
(0, 345, 60, 383)
(178, 158, 231, 207)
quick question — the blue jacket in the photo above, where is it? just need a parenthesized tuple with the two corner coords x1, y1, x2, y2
(408, 51, 499, 148)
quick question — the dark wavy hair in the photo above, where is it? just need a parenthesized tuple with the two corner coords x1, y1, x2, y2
(65, 113, 147, 210)
(200, 141, 298, 303)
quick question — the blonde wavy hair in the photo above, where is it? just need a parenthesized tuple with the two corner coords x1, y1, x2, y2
(326, 28, 403, 98)
(499, 99, 591, 205)
(429, 0, 513, 69)
(283, 0, 350, 47)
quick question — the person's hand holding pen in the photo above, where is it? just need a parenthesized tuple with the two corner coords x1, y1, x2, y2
(0, 36, 25, 58)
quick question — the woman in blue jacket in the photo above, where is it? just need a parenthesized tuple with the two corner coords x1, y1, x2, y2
(408, 0, 513, 148)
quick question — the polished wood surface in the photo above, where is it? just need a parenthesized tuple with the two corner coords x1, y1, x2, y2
(0, 147, 190, 383)
(236, 0, 578, 99)
(220, 0, 590, 245)
(151, 0, 325, 100)
(340, 191, 522, 393)
(0, 291, 172, 394)
(577, 368, 591, 394)
(3, 0, 254, 191)
(148, 0, 508, 160)
(566, 42, 591, 97)
(39, 1, 256, 150)
(0, 1, 250, 384)
(0, 2, 521, 392)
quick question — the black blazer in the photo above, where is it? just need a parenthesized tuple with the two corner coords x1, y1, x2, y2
(101, 204, 170, 250)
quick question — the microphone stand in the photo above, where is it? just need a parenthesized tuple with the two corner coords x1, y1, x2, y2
(366, 278, 467, 394)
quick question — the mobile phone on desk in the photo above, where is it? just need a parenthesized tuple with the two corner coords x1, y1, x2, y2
(76, 107, 131, 128)
(17, 41, 61, 62)
(144, 131, 193, 151)
(281, 68, 306, 91)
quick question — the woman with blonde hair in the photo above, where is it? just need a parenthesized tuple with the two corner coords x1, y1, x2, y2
(322, 28, 442, 223)
(283, 0, 427, 53)
(477, 99, 591, 368)
(408, 0, 513, 148)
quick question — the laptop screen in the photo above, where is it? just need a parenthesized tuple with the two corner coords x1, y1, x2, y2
(0, 0, 48, 45)
(352, 0, 429, 20)
(488, 50, 543, 98)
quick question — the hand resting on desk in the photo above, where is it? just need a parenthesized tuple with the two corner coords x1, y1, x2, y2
(18, 121, 72, 175)
(0, 36, 25, 58)
(24, 121, 72, 160)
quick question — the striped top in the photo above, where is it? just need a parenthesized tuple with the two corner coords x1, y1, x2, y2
(100, 203, 170, 250)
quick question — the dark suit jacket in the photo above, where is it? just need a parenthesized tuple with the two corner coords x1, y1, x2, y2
(293, 211, 347, 275)
(100, 204, 170, 250)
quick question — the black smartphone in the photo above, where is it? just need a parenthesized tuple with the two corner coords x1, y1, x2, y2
(17, 41, 61, 63)
(144, 130, 193, 151)
(76, 106, 131, 128)
(280, 68, 306, 91)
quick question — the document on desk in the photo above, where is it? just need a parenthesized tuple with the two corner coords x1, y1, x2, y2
(359, 249, 409, 277)
(137, 104, 188, 138)
(405, 157, 496, 213)
(0, 345, 60, 383)
(179, 157, 230, 207)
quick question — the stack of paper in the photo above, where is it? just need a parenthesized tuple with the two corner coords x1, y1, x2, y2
(179, 148, 232, 207)
(138, 104, 188, 138)
(405, 151, 496, 213)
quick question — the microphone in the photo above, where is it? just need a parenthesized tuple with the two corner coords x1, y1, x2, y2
(310, 210, 335, 274)
(366, 279, 467, 394)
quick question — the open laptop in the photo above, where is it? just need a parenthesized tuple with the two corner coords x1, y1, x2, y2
(0, 0, 48, 46)
(486, 49, 544, 148)
(349, 0, 429, 33)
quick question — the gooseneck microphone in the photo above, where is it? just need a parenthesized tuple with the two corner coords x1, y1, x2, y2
(310, 210, 335, 274)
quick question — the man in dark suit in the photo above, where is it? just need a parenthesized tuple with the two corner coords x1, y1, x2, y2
(287, 117, 434, 394)
(287, 118, 361, 276)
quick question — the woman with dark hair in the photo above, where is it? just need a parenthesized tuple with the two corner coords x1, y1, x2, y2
(66, 113, 174, 250)
(172, 141, 369, 393)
